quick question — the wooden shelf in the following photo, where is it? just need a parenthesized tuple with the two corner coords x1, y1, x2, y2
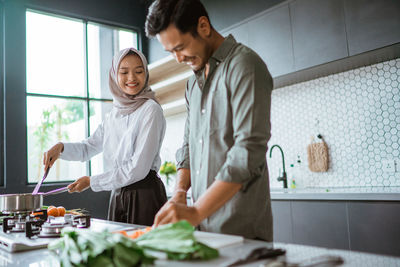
(148, 55, 191, 84)
(151, 70, 192, 95)
(148, 55, 192, 116)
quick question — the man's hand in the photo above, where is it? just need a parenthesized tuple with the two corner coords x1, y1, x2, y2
(169, 190, 187, 205)
(153, 201, 201, 227)
(68, 176, 90, 193)
(154, 180, 242, 228)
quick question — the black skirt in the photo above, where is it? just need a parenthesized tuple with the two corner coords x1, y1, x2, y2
(107, 170, 167, 226)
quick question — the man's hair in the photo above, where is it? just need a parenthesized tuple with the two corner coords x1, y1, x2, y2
(145, 0, 212, 38)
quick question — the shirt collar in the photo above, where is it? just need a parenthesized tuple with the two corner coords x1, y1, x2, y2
(194, 34, 237, 78)
(210, 34, 237, 63)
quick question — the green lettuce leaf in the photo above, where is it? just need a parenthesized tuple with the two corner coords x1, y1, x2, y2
(136, 220, 219, 260)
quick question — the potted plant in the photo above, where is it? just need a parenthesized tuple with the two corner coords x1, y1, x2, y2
(159, 161, 177, 187)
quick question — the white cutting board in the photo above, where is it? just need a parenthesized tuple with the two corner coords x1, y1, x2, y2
(194, 231, 244, 249)
(122, 229, 244, 249)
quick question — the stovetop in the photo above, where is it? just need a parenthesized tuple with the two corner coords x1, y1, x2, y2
(0, 211, 134, 253)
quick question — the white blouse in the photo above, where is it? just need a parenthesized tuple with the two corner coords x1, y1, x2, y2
(60, 100, 166, 192)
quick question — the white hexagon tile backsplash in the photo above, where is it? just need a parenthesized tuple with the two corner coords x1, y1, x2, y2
(267, 58, 400, 189)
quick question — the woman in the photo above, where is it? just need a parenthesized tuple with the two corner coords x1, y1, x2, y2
(43, 48, 167, 226)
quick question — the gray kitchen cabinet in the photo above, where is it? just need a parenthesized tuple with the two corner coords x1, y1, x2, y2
(272, 199, 400, 257)
(348, 202, 400, 256)
(291, 201, 350, 250)
(223, 22, 249, 47)
(344, 0, 400, 56)
(290, 0, 348, 71)
(247, 4, 295, 77)
(271, 201, 294, 243)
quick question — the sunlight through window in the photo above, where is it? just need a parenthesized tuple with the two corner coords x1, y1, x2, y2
(26, 10, 137, 183)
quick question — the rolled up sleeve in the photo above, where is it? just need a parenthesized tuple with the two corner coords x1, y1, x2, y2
(214, 53, 272, 191)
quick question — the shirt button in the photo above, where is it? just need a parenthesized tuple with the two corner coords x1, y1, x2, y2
(196, 170, 200, 175)
(201, 109, 206, 114)
(199, 139, 203, 144)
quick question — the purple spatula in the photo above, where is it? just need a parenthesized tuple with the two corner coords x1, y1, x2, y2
(40, 186, 69, 196)
(32, 167, 50, 195)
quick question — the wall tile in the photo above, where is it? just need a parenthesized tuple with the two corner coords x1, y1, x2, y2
(268, 58, 400, 188)
(160, 58, 400, 189)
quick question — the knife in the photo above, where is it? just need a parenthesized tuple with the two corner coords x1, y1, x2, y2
(220, 247, 286, 267)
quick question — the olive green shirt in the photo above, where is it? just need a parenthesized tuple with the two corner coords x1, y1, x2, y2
(176, 35, 273, 241)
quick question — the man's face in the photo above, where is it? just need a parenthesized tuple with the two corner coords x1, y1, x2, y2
(157, 24, 209, 71)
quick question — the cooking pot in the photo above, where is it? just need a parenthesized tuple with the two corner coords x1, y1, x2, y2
(0, 193, 43, 213)
(0, 187, 68, 213)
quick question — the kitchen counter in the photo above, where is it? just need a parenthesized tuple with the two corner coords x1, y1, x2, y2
(0, 219, 399, 266)
(270, 186, 400, 201)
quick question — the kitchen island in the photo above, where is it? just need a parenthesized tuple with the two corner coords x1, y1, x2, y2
(0, 219, 399, 267)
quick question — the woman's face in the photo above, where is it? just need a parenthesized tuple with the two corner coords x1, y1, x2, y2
(118, 54, 146, 95)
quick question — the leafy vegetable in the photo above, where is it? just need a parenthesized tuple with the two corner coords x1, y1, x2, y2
(135, 220, 219, 260)
(49, 227, 154, 267)
(49, 221, 219, 266)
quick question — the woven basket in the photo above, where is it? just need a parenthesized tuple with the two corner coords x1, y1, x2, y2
(307, 141, 329, 172)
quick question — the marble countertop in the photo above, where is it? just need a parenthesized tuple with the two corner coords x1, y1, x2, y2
(1, 235, 399, 266)
(270, 186, 400, 201)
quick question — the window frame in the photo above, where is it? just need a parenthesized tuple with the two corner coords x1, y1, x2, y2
(0, 1, 4, 187)
(0, 0, 145, 221)
(24, 8, 139, 185)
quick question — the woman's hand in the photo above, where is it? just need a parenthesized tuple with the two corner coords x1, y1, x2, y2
(68, 176, 90, 193)
(43, 142, 64, 171)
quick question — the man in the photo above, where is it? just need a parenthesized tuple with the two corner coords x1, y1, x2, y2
(145, 0, 273, 241)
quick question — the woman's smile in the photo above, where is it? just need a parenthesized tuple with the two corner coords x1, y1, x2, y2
(126, 82, 139, 88)
(118, 53, 146, 95)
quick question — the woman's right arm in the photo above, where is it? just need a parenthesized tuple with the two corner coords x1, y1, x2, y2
(43, 120, 105, 169)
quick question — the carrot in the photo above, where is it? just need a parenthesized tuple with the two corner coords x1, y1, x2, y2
(116, 230, 128, 237)
(127, 227, 152, 239)
(114, 227, 152, 239)
(129, 230, 143, 239)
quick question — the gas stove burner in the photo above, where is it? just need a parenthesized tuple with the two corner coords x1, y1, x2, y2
(3, 217, 26, 233)
(75, 215, 91, 228)
(10, 221, 26, 232)
(26, 221, 44, 238)
(38, 222, 66, 238)
(64, 214, 91, 228)
(3, 217, 18, 227)
(2, 209, 48, 236)
(1, 212, 91, 241)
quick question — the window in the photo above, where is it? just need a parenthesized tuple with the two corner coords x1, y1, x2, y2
(26, 10, 138, 183)
(0, 3, 3, 186)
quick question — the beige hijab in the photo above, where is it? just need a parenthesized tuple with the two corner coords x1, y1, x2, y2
(109, 47, 158, 115)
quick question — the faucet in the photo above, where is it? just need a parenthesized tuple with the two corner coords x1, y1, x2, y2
(269, 144, 288, 188)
